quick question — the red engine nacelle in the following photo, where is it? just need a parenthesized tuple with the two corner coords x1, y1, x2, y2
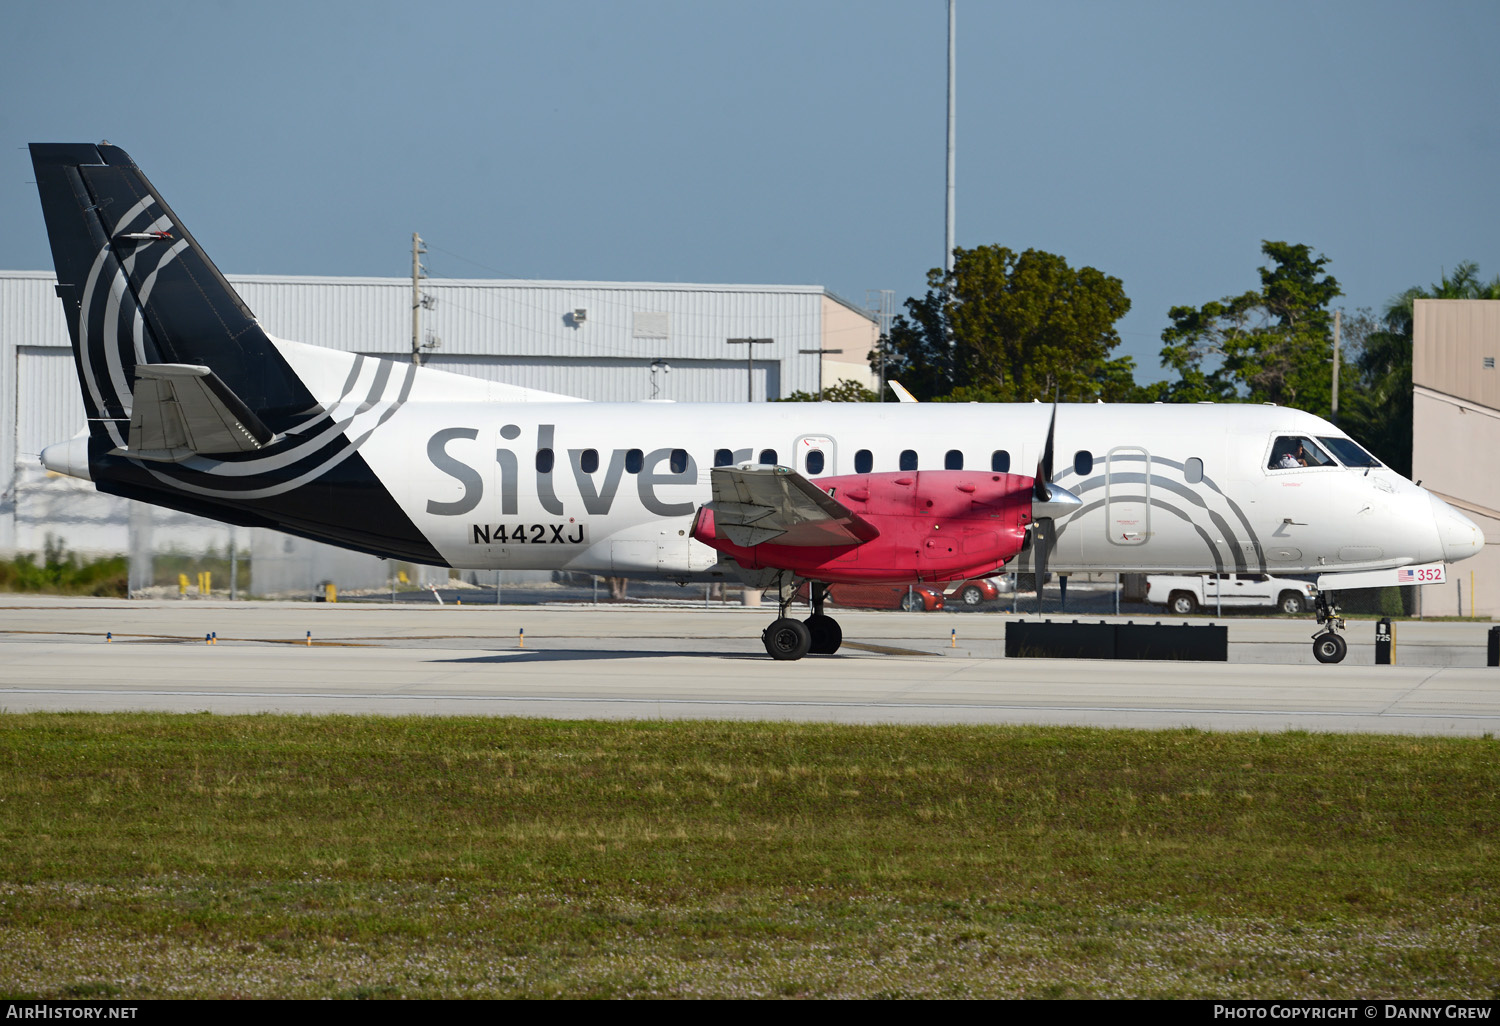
(692, 470, 1035, 585)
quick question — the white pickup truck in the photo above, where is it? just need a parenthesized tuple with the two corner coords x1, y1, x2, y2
(1145, 573, 1318, 615)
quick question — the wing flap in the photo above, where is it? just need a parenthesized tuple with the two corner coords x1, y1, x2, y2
(705, 464, 878, 547)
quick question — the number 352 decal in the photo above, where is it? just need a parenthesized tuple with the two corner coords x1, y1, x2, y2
(471, 523, 587, 545)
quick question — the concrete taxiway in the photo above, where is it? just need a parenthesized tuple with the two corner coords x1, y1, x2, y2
(0, 596, 1496, 734)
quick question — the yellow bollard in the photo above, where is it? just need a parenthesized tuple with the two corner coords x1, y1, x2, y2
(178, 573, 189, 597)
(398, 570, 409, 585)
(203, 571, 212, 596)
(518, 627, 524, 649)
(306, 630, 312, 647)
(951, 628, 957, 648)
(324, 582, 337, 603)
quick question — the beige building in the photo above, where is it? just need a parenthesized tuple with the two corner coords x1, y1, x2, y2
(1411, 299, 1500, 618)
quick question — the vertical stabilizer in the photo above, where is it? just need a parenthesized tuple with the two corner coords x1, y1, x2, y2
(29, 143, 313, 448)
(28, 143, 444, 563)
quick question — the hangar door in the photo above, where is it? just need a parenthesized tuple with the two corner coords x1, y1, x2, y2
(16, 347, 85, 467)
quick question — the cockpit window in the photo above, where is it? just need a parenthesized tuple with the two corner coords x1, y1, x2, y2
(1269, 435, 1334, 469)
(1316, 436, 1382, 468)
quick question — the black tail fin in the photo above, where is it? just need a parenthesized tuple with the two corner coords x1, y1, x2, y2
(29, 143, 312, 447)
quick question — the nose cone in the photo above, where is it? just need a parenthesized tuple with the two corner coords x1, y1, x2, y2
(1430, 493, 1484, 563)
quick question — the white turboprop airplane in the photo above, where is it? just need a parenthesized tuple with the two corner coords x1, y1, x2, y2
(28, 143, 1484, 661)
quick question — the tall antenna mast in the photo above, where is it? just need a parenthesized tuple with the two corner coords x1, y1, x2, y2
(945, 0, 956, 275)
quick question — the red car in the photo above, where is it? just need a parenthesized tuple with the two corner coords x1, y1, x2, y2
(796, 581, 945, 611)
(947, 577, 1005, 608)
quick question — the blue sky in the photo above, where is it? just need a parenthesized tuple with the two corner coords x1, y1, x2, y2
(3, 0, 1496, 382)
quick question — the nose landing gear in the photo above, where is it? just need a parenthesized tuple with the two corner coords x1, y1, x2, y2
(760, 578, 843, 660)
(1311, 591, 1347, 663)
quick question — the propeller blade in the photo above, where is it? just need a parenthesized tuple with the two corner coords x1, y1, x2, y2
(1034, 517, 1051, 609)
(1029, 399, 1082, 520)
(1033, 403, 1057, 503)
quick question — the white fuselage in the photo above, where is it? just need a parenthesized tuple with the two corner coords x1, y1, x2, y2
(275, 344, 1480, 581)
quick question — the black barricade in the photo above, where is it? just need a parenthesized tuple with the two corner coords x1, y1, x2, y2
(1005, 620, 1228, 661)
(1489, 625, 1500, 668)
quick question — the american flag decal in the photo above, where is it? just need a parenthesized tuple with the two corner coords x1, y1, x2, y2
(1398, 568, 1416, 583)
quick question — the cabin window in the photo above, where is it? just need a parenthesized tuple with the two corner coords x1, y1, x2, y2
(580, 448, 599, 474)
(669, 448, 689, 474)
(944, 449, 963, 470)
(714, 448, 733, 468)
(991, 450, 1010, 473)
(1074, 450, 1093, 476)
(536, 448, 555, 474)
(900, 450, 918, 471)
(759, 449, 778, 465)
(1316, 436, 1382, 468)
(1268, 436, 1334, 469)
(625, 448, 643, 474)
(854, 449, 873, 474)
(805, 449, 825, 475)
(1184, 457, 1203, 484)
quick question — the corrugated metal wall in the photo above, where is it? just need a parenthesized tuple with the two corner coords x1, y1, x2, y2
(230, 275, 860, 391)
(1413, 299, 1500, 408)
(1411, 299, 1500, 618)
(423, 355, 780, 402)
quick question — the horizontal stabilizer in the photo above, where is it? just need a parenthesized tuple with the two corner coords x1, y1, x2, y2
(705, 464, 878, 548)
(1316, 563, 1447, 592)
(118, 363, 277, 462)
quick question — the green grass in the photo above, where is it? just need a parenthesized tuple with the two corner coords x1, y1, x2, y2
(0, 715, 1496, 998)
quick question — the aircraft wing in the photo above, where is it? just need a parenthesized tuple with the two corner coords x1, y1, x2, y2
(706, 465, 879, 548)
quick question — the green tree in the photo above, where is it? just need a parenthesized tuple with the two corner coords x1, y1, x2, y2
(1159, 241, 1342, 412)
(777, 379, 881, 403)
(876, 289, 951, 400)
(877, 245, 1134, 402)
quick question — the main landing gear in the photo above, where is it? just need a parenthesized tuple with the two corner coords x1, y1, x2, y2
(1311, 590, 1348, 664)
(761, 579, 842, 661)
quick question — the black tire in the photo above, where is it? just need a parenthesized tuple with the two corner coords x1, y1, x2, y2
(1313, 633, 1348, 664)
(959, 585, 985, 606)
(804, 613, 843, 654)
(1278, 591, 1305, 615)
(1168, 591, 1198, 615)
(900, 591, 922, 611)
(763, 617, 812, 661)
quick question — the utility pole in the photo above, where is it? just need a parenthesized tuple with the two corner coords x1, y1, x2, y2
(726, 338, 774, 401)
(799, 348, 844, 400)
(945, 0, 956, 275)
(411, 232, 426, 365)
(866, 289, 895, 398)
(1331, 308, 1341, 425)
